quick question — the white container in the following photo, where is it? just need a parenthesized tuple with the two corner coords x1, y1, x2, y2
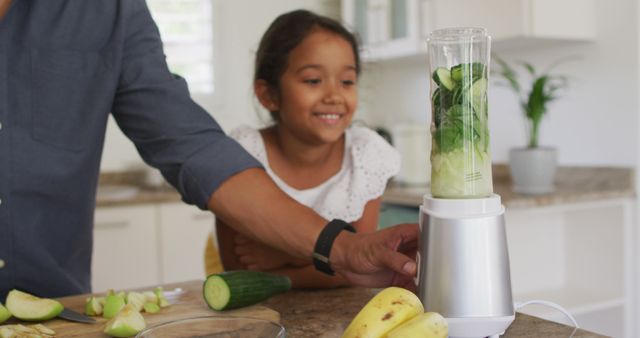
(391, 124, 431, 185)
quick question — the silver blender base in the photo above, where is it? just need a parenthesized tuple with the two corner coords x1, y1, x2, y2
(417, 195, 515, 337)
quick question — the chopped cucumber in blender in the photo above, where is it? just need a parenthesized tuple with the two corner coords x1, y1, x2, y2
(430, 62, 492, 198)
(450, 62, 485, 82)
(432, 67, 456, 91)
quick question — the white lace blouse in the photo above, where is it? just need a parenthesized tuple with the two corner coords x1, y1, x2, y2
(229, 125, 400, 222)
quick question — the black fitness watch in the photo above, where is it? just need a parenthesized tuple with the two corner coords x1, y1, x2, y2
(312, 219, 357, 276)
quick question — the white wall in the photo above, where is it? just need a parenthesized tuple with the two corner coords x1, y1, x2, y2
(358, 0, 639, 167)
(100, 0, 339, 172)
(102, 0, 637, 170)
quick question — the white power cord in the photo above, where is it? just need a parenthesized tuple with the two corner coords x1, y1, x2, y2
(515, 300, 580, 328)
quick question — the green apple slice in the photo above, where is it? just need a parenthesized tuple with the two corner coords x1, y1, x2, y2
(5, 289, 63, 321)
(142, 291, 157, 305)
(103, 294, 126, 319)
(85, 296, 103, 316)
(104, 304, 146, 338)
(126, 292, 145, 312)
(153, 287, 169, 308)
(142, 302, 160, 314)
(0, 302, 11, 324)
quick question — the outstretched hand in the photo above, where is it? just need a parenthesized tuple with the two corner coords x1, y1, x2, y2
(331, 223, 419, 290)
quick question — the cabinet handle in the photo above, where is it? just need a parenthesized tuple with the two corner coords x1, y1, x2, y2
(95, 221, 129, 229)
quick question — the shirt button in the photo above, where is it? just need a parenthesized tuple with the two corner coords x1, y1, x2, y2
(0, 259, 5, 269)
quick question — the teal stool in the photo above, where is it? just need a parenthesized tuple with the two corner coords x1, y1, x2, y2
(378, 203, 420, 229)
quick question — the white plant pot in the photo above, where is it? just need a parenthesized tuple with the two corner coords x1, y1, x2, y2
(509, 147, 557, 195)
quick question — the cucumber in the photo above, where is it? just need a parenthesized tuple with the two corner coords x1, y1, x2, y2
(451, 62, 485, 83)
(203, 271, 292, 311)
(432, 67, 455, 91)
(432, 88, 442, 127)
(471, 77, 487, 100)
(470, 77, 488, 112)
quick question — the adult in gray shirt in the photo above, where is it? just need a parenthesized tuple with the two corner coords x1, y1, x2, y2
(0, 0, 418, 299)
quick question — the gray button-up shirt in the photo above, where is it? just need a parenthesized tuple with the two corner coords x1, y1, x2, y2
(0, 0, 261, 298)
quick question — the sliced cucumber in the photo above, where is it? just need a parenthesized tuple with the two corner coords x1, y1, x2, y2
(203, 271, 291, 311)
(470, 77, 488, 120)
(432, 67, 455, 91)
(451, 62, 485, 83)
(432, 88, 441, 127)
(450, 64, 464, 82)
(471, 77, 488, 100)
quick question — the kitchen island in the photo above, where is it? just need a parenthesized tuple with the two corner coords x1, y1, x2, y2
(92, 166, 632, 336)
(46, 280, 606, 337)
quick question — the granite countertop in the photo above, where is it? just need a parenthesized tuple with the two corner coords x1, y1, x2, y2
(96, 170, 182, 207)
(96, 165, 634, 208)
(50, 280, 606, 337)
(261, 287, 607, 338)
(383, 165, 635, 208)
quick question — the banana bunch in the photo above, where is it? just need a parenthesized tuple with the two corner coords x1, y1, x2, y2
(342, 287, 448, 338)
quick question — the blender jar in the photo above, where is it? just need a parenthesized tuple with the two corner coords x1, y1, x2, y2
(427, 27, 493, 198)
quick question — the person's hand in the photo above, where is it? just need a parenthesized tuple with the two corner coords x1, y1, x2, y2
(331, 223, 419, 290)
(234, 234, 308, 271)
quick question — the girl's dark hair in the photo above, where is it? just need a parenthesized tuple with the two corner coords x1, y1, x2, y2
(254, 9, 361, 116)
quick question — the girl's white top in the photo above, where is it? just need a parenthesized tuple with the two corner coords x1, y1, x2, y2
(229, 125, 401, 222)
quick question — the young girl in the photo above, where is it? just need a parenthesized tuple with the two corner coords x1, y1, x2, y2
(207, 9, 400, 288)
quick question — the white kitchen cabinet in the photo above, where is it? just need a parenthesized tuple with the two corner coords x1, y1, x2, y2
(342, 0, 422, 60)
(341, 0, 596, 61)
(506, 199, 634, 338)
(92, 202, 214, 292)
(426, 0, 596, 50)
(158, 203, 214, 284)
(92, 205, 161, 293)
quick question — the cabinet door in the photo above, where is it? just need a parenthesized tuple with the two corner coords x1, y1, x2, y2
(427, 0, 595, 44)
(92, 205, 160, 293)
(343, 0, 422, 60)
(427, 0, 527, 41)
(158, 203, 214, 284)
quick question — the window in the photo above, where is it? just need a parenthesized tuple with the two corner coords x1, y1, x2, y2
(147, 0, 215, 94)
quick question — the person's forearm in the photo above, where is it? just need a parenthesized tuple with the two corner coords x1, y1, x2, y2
(208, 168, 326, 261)
(268, 265, 350, 289)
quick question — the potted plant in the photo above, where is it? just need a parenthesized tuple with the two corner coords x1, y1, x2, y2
(493, 56, 569, 194)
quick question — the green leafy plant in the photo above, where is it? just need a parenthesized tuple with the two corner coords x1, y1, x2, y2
(493, 56, 569, 148)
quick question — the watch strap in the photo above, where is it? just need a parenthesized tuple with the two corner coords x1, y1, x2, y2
(312, 219, 356, 276)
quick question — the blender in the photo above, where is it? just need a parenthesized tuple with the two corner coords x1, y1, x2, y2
(415, 28, 515, 337)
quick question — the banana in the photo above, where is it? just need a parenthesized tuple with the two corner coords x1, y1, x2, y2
(342, 287, 424, 338)
(385, 312, 448, 338)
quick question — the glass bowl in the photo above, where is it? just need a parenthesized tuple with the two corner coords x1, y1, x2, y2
(135, 316, 286, 338)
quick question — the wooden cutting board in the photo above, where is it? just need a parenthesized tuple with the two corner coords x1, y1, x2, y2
(28, 280, 280, 337)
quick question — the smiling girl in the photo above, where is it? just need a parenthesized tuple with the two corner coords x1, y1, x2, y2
(209, 9, 400, 288)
